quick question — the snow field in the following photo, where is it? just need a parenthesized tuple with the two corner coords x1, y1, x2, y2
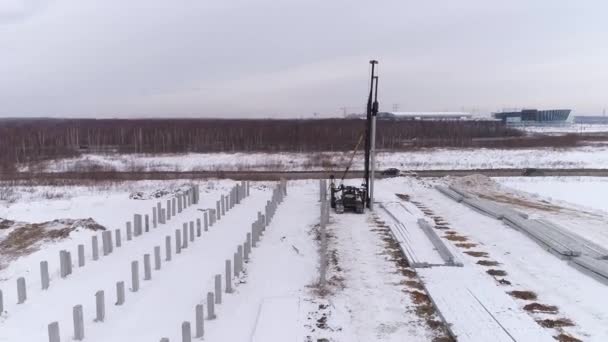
(20, 145, 608, 173)
(496, 176, 608, 213)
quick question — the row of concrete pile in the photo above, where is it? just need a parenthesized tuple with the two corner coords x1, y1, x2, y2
(436, 184, 608, 285)
(163, 180, 287, 342)
(45, 181, 252, 342)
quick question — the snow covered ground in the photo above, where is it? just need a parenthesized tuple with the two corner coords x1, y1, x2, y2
(1, 176, 607, 341)
(20, 145, 608, 173)
(378, 177, 608, 341)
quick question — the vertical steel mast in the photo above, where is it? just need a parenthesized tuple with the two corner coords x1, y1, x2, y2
(369, 75, 379, 210)
(364, 60, 378, 208)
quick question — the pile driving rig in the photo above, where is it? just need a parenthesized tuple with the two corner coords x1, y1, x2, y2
(330, 60, 380, 214)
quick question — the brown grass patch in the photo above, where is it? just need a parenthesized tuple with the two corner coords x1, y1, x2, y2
(508, 290, 537, 301)
(410, 290, 431, 305)
(404, 280, 425, 291)
(523, 303, 559, 314)
(486, 269, 508, 276)
(432, 337, 456, 342)
(455, 243, 477, 249)
(554, 334, 582, 342)
(464, 251, 489, 258)
(402, 268, 417, 278)
(444, 235, 468, 242)
(477, 260, 499, 266)
(536, 318, 574, 328)
(415, 305, 436, 317)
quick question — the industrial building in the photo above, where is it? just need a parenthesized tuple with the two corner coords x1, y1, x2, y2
(493, 109, 571, 124)
(376, 111, 473, 120)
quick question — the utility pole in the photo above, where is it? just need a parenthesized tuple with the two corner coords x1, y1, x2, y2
(340, 107, 348, 117)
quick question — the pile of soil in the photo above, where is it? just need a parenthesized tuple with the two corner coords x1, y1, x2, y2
(129, 184, 193, 200)
(0, 217, 106, 259)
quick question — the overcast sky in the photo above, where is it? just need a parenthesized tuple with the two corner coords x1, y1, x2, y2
(1, 0, 607, 118)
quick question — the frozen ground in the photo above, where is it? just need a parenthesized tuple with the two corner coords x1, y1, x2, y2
(0, 179, 443, 341)
(1, 177, 607, 341)
(20, 145, 608, 173)
(497, 176, 608, 213)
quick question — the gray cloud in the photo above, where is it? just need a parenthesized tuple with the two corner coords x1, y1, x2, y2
(1, 0, 607, 118)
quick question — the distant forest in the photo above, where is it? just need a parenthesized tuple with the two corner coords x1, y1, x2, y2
(0, 118, 526, 171)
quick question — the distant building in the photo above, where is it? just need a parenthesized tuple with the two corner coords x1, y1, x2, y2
(574, 115, 608, 124)
(493, 109, 571, 124)
(376, 111, 473, 120)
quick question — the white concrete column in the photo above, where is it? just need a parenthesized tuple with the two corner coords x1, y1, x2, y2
(175, 230, 182, 254)
(144, 254, 152, 281)
(126, 222, 132, 241)
(195, 304, 204, 338)
(73, 305, 84, 340)
(196, 219, 201, 237)
(220, 195, 225, 216)
(165, 236, 172, 261)
(92, 236, 99, 261)
(48, 322, 60, 342)
(204, 212, 208, 231)
(95, 290, 105, 322)
(131, 261, 139, 292)
(214, 274, 222, 304)
(41, 260, 50, 290)
(78, 244, 85, 267)
(145, 214, 150, 232)
(152, 207, 157, 228)
(116, 281, 125, 305)
(182, 224, 188, 249)
(189, 222, 194, 242)
(166, 200, 172, 221)
(182, 321, 192, 342)
(154, 246, 161, 270)
(225, 260, 232, 293)
(17, 277, 26, 304)
(134, 214, 143, 236)
(115, 229, 122, 248)
(207, 292, 216, 319)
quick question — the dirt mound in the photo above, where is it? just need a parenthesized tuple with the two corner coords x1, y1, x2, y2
(0, 217, 105, 259)
(447, 174, 588, 215)
(129, 184, 193, 200)
(449, 174, 499, 192)
(0, 218, 16, 230)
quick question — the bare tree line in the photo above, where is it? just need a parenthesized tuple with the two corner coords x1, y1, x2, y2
(1, 118, 522, 171)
